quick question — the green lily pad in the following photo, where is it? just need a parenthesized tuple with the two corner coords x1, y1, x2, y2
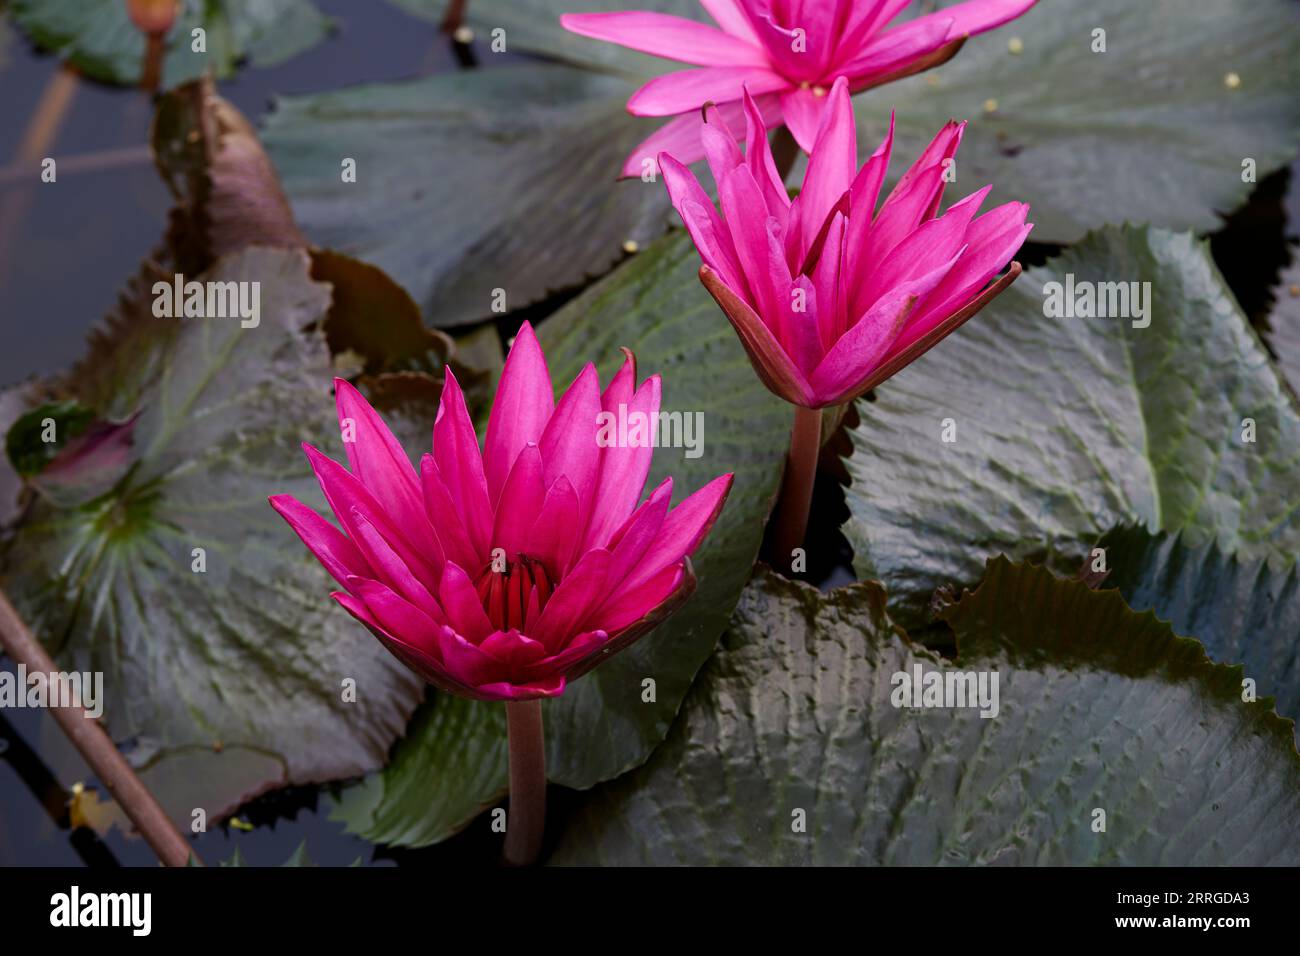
(332, 232, 790, 847)
(414, 0, 1300, 244)
(1098, 525, 1300, 729)
(844, 225, 1300, 626)
(553, 561, 1300, 865)
(10, 0, 332, 87)
(261, 64, 674, 328)
(0, 247, 424, 825)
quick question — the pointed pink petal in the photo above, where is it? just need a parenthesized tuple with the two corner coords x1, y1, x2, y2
(842, 16, 954, 80)
(333, 378, 432, 553)
(797, 77, 856, 263)
(605, 477, 673, 589)
(349, 508, 445, 622)
(778, 87, 825, 153)
(621, 473, 733, 594)
(539, 363, 603, 521)
(742, 88, 789, 224)
(531, 548, 612, 652)
(592, 563, 685, 634)
(914, 0, 1038, 39)
(484, 322, 554, 506)
(479, 629, 549, 669)
(528, 475, 582, 575)
(701, 0, 761, 44)
(303, 443, 440, 586)
(855, 185, 989, 312)
(347, 575, 443, 658)
(559, 12, 767, 66)
(470, 675, 567, 701)
(433, 369, 492, 556)
(419, 454, 480, 573)
(811, 250, 962, 404)
(630, 93, 783, 177)
(627, 66, 790, 117)
(439, 561, 495, 644)
(661, 152, 746, 290)
(269, 494, 372, 589)
(584, 374, 661, 550)
(491, 443, 547, 558)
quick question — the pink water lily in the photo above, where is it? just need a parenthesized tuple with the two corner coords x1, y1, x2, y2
(270, 323, 732, 702)
(661, 78, 1031, 409)
(561, 0, 1037, 176)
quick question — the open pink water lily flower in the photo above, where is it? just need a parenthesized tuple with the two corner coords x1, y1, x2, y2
(561, 0, 1037, 175)
(660, 78, 1031, 408)
(271, 323, 733, 701)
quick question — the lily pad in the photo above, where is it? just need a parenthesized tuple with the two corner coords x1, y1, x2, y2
(413, 0, 1300, 244)
(1098, 525, 1300, 729)
(261, 64, 674, 328)
(844, 225, 1300, 626)
(0, 247, 424, 825)
(10, 0, 332, 88)
(553, 561, 1300, 865)
(333, 232, 790, 847)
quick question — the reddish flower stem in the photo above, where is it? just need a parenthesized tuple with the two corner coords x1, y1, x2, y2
(0, 588, 198, 867)
(771, 404, 821, 567)
(502, 699, 546, 866)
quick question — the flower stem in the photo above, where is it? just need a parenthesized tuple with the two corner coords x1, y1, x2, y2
(0, 588, 198, 866)
(771, 404, 821, 568)
(503, 699, 546, 866)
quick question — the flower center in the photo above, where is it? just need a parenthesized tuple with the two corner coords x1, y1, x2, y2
(473, 554, 554, 632)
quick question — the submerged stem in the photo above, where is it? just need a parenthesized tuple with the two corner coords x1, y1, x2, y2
(771, 404, 822, 568)
(502, 699, 546, 866)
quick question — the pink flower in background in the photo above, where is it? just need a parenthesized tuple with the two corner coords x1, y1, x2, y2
(271, 324, 732, 701)
(661, 78, 1030, 408)
(561, 0, 1038, 175)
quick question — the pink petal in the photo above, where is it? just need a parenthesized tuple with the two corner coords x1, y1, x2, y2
(811, 249, 962, 404)
(592, 563, 685, 634)
(333, 378, 433, 556)
(490, 443, 547, 559)
(471, 675, 567, 701)
(841, 16, 954, 81)
(584, 373, 661, 550)
(348, 508, 445, 622)
(419, 454, 480, 573)
(701, 0, 761, 45)
(347, 575, 443, 658)
(628, 93, 783, 177)
(484, 321, 554, 506)
(913, 0, 1039, 39)
(528, 475, 582, 575)
(559, 11, 768, 67)
(620, 472, 733, 594)
(269, 494, 371, 589)
(742, 88, 789, 225)
(531, 548, 612, 652)
(605, 477, 673, 588)
(433, 369, 492, 556)
(778, 87, 825, 153)
(303, 443, 440, 586)
(439, 561, 495, 644)
(796, 77, 856, 263)
(538, 363, 603, 522)
(662, 153, 747, 291)
(627, 66, 790, 117)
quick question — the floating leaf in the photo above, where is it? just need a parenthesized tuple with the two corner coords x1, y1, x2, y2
(1265, 257, 1300, 399)
(554, 562, 1300, 865)
(333, 232, 790, 847)
(0, 247, 423, 825)
(262, 63, 673, 327)
(11, 0, 332, 87)
(844, 226, 1300, 626)
(1098, 525, 1299, 728)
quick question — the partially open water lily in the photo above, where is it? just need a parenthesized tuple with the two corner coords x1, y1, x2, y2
(561, 0, 1038, 175)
